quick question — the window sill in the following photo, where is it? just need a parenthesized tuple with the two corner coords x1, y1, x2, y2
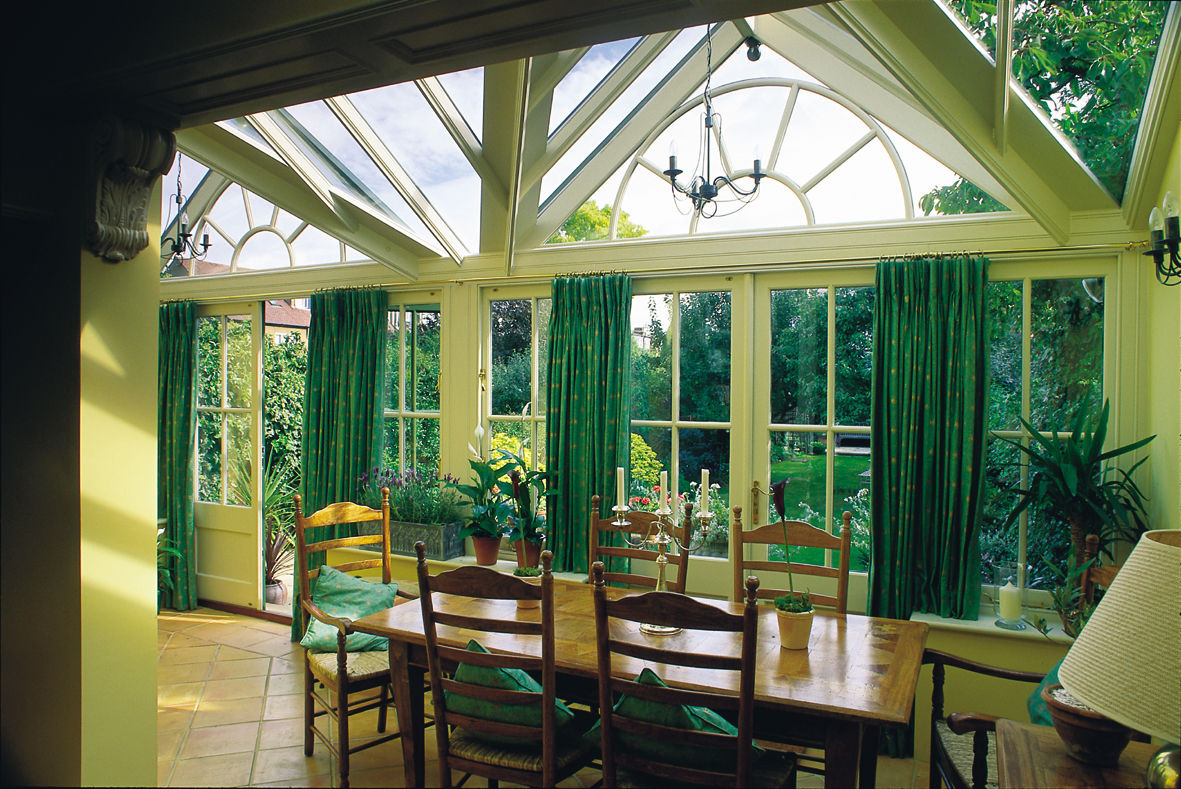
(910, 609, 1073, 645)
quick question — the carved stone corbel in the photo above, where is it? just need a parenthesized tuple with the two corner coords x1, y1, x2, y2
(84, 116, 177, 262)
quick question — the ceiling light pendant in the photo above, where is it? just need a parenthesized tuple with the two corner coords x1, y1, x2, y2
(664, 25, 764, 219)
(1144, 191, 1180, 285)
(162, 155, 211, 270)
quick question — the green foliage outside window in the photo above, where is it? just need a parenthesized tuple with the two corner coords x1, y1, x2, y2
(546, 201, 647, 244)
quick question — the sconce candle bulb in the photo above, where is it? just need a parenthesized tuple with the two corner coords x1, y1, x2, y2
(1144, 191, 1180, 285)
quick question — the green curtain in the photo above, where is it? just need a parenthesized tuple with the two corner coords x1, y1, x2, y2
(291, 289, 387, 640)
(545, 274, 632, 573)
(158, 302, 198, 611)
(869, 255, 989, 622)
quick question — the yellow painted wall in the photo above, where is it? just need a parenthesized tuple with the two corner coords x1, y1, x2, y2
(1146, 127, 1181, 529)
(78, 187, 161, 786)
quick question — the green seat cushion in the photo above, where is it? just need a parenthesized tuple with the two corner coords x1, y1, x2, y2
(300, 565, 398, 652)
(1027, 658, 1062, 726)
(446, 640, 575, 745)
(586, 667, 764, 771)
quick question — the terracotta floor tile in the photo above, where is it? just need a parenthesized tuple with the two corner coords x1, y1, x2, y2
(170, 750, 254, 787)
(344, 739, 402, 772)
(250, 620, 293, 637)
(876, 755, 917, 788)
(160, 645, 218, 665)
(157, 706, 196, 733)
(264, 693, 305, 720)
(159, 661, 210, 685)
(180, 721, 261, 760)
(347, 765, 409, 787)
(219, 644, 274, 661)
(251, 635, 305, 659)
(209, 656, 272, 680)
(259, 719, 306, 750)
(271, 656, 303, 675)
(190, 623, 276, 650)
(251, 745, 333, 783)
(266, 671, 305, 696)
(252, 773, 334, 788)
(157, 758, 174, 786)
(204, 675, 268, 702)
(164, 632, 216, 650)
(157, 728, 184, 762)
(158, 681, 205, 706)
(192, 696, 266, 728)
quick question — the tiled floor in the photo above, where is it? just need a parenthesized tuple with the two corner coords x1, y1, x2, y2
(157, 607, 927, 787)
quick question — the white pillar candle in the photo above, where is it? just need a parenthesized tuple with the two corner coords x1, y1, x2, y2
(530, 486, 537, 515)
(700, 468, 710, 515)
(659, 471, 668, 506)
(999, 581, 1021, 621)
(616, 467, 625, 509)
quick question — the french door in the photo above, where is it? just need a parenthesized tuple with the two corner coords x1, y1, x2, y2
(193, 302, 264, 608)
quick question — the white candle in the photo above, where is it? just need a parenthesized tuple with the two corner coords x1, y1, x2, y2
(659, 471, 668, 506)
(700, 468, 710, 516)
(530, 486, 537, 515)
(616, 467, 625, 509)
(999, 581, 1021, 621)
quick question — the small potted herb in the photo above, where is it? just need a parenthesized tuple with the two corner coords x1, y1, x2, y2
(770, 479, 814, 650)
(512, 566, 543, 609)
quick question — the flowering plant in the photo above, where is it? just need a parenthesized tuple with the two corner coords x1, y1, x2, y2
(499, 448, 552, 546)
(357, 466, 461, 526)
(447, 453, 514, 539)
(769, 478, 812, 613)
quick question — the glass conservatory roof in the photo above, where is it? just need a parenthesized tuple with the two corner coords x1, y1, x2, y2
(164, 3, 1175, 278)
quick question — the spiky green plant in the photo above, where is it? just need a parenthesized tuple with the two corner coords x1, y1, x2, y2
(997, 399, 1153, 567)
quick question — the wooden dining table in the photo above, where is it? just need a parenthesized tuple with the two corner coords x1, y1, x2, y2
(352, 581, 928, 789)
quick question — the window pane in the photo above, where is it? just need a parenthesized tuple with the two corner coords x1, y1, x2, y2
(197, 411, 222, 502)
(386, 310, 401, 411)
(630, 427, 670, 512)
(382, 418, 402, 471)
(980, 438, 1020, 585)
(534, 425, 547, 473)
(833, 440, 870, 572)
(771, 289, 827, 425)
(679, 427, 729, 554)
(679, 292, 731, 422)
(834, 287, 873, 426)
(537, 298, 552, 416)
(1030, 278, 1103, 430)
(491, 299, 532, 416)
(197, 316, 222, 408)
(988, 280, 1022, 431)
(226, 414, 252, 505)
(409, 308, 441, 412)
(631, 295, 671, 421)
(406, 417, 440, 475)
(491, 420, 530, 464)
(768, 429, 826, 525)
(225, 315, 252, 408)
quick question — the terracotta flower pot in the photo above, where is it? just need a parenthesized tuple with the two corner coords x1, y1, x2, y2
(776, 608, 814, 650)
(264, 580, 288, 605)
(516, 597, 540, 609)
(1042, 683, 1133, 765)
(515, 539, 542, 568)
(472, 535, 502, 565)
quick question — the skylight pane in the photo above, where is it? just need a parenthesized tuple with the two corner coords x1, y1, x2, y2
(349, 82, 482, 252)
(549, 37, 641, 134)
(778, 91, 865, 187)
(807, 143, 904, 224)
(236, 231, 290, 270)
(290, 225, 342, 266)
(541, 27, 705, 206)
(217, 118, 280, 158)
(436, 67, 485, 140)
(160, 155, 209, 230)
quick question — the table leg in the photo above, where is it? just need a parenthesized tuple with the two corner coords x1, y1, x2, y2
(859, 726, 880, 789)
(824, 721, 862, 789)
(389, 642, 426, 788)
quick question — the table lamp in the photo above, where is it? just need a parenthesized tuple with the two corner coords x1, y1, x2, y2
(1056, 529, 1180, 787)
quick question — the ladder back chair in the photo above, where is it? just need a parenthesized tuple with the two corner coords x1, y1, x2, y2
(730, 504, 851, 613)
(294, 489, 409, 789)
(591, 563, 796, 788)
(589, 493, 696, 593)
(415, 542, 595, 788)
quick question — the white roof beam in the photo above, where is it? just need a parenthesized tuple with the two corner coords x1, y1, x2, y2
(161, 167, 230, 245)
(179, 124, 425, 279)
(528, 24, 745, 249)
(246, 111, 341, 215)
(326, 95, 467, 264)
(415, 76, 507, 210)
(994, 0, 1014, 154)
(503, 58, 531, 276)
(830, 1, 1109, 243)
(524, 32, 679, 192)
(529, 47, 590, 111)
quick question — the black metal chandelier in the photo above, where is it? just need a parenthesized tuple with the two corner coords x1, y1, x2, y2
(1144, 191, 1180, 285)
(161, 155, 211, 269)
(663, 25, 765, 218)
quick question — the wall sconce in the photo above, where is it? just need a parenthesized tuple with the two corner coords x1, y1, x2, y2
(1144, 191, 1179, 285)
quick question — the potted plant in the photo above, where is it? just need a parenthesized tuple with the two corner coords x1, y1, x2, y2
(770, 479, 814, 650)
(998, 398, 1153, 568)
(157, 523, 183, 610)
(358, 466, 464, 560)
(501, 449, 551, 568)
(512, 566, 543, 608)
(1031, 553, 1097, 639)
(448, 452, 513, 565)
(262, 462, 297, 604)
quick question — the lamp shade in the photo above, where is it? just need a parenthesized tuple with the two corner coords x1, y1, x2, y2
(1058, 530, 1181, 744)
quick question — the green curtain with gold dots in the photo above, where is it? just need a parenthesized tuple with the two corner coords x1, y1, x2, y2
(545, 274, 632, 574)
(159, 302, 198, 611)
(869, 255, 989, 622)
(291, 289, 387, 640)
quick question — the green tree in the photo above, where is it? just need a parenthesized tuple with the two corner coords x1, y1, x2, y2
(263, 332, 306, 483)
(935, 0, 1167, 206)
(546, 201, 647, 243)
